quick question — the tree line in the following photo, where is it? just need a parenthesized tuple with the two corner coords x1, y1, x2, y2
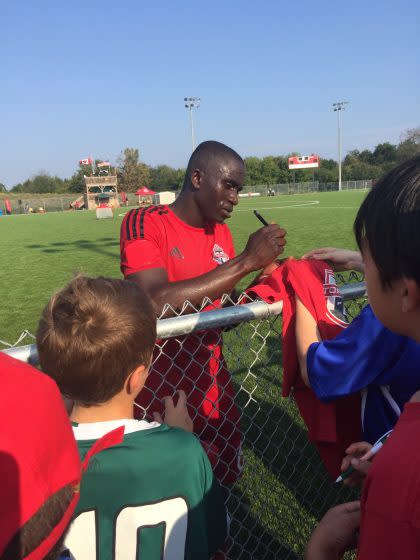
(6, 128, 419, 194)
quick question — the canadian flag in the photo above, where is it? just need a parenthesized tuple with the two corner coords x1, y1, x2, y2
(97, 161, 110, 167)
(79, 158, 93, 165)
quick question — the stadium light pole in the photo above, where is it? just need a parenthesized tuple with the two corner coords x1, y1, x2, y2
(333, 101, 349, 191)
(184, 97, 201, 152)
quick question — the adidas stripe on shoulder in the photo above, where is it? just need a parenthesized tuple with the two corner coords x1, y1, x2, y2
(123, 206, 169, 240)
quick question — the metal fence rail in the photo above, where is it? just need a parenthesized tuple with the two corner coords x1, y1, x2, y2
(2, 279, 367, 559)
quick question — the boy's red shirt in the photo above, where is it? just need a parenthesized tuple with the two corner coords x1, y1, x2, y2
(357, 402, 420, 559)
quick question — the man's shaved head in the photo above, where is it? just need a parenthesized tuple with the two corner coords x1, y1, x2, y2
(184, 141, 243, 188)
(175, 140, 245, 225)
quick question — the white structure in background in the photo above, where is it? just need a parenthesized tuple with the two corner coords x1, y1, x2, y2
(153, 191, 176, 205)
(96, 206, 113, 219)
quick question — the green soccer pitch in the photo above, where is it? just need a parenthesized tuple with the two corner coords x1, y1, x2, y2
(0, 189, 366, 558)
(0, 189, 366, 345)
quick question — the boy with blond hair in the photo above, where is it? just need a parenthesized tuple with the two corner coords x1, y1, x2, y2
(36, 276, 227, 560)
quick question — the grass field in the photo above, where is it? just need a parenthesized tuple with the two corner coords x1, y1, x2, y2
(0, 190, 367, 559)
(0, 189, 366, 345)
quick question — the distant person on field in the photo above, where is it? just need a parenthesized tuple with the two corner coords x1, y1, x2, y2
(295, 246, 420, 444)
(36, 275, 227, 560)
(306, 155, 420, 559)
(120, 140, 287, 484)
(5, 198, 12, 215)
(0, 351, 81, 560)
(120, 191, 128, 207)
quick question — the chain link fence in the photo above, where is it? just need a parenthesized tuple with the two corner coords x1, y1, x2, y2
(241, 180, 372, 196)
(1, 195, 76, 214)
(1, 275, 366, 559)
(1, 192, 172, 214)
(1, 193, 138, 214)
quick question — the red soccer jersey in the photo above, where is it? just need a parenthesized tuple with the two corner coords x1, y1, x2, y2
(120, 205, 235, 280)
(246, 258, 361, 479)
(120, 206, 242, 484)
(358, 402, 420, 559)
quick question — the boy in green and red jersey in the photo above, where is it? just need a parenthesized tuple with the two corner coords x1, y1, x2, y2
(36, 275, 227, 560)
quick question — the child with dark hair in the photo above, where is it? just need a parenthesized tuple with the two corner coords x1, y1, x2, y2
(306, 155, 420, 559)
(36, 275, 227, 560)
(296, 246, 420, 446)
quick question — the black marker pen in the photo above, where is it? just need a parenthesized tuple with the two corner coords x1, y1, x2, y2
(253, 209, 269, 226)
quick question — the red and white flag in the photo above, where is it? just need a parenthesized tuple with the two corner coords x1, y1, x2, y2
(97, 161, 110, 167)
(79, 158, 93, 165)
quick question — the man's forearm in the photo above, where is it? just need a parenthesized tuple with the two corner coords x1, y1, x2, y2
(127, 223, 287, 315)
(147, 253, 254, 314)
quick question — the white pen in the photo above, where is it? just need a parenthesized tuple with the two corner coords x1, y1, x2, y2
(335, 429, 393, 483)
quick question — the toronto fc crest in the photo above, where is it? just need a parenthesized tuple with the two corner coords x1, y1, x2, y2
(212, 244, 229, 265)
(323, 269, 348, 326)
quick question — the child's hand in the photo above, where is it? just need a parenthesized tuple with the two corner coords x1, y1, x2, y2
(305, 501, 360, 559)
(302, 247, 364, 272)
(340, 441, 372, 487)
(153, 390, 194, 433)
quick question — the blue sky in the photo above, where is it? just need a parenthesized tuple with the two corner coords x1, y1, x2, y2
(1, 0, 419, 187)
